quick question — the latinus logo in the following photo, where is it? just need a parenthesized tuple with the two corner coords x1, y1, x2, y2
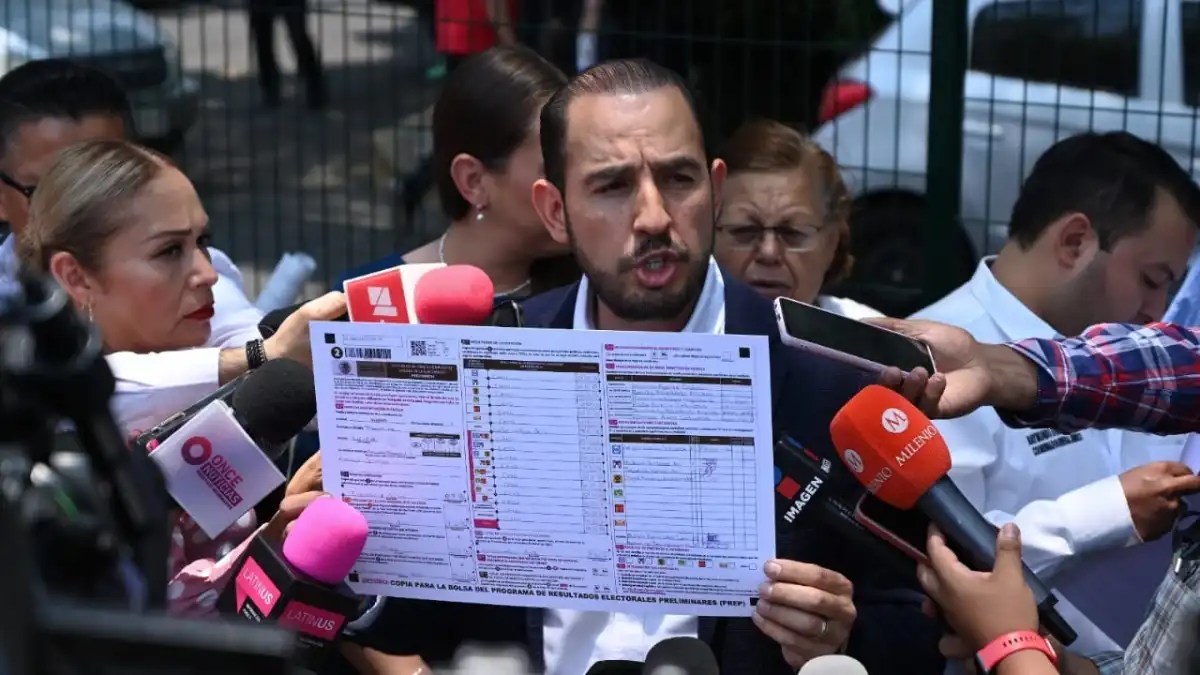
(367, 286, 399, 317)
(894, 424, 939, 466)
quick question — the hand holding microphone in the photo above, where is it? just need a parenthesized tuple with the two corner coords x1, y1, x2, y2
(1119, 461, 1200, 541)
(261, 291, 347, 367)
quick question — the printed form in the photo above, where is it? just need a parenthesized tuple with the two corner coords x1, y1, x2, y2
(311, 322, 776, 616)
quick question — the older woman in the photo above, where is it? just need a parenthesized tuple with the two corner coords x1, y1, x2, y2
(714, 118, 881, 319)
(18, 139, 333, 615)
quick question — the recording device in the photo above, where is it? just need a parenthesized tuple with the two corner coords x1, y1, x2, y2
(641, 637, 719, 675)
(0, 271, 298, 674)
(132, 357, 317, 456)
(798, 654, 870, 675)
(774, 435, 919, 583)
(829, 385, 1077, 646)
(774, 297, 936, 374)
(259, 263, 523, 337)
(219, 496, 369, 672)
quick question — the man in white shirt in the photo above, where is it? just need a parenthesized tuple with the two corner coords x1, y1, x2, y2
(347, 58, 942, 675)
(0, 59, 329, 433)
(912, 131, 1200, 657)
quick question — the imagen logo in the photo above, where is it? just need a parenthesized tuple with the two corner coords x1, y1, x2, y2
(182, 435, 245, 508)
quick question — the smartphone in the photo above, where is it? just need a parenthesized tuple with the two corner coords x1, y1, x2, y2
(773, 296, 936, 375)
(853, 492, 933, 564)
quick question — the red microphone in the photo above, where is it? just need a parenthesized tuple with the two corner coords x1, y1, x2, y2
(829, 385, 1077, 646)
(412, 264, 496, 325)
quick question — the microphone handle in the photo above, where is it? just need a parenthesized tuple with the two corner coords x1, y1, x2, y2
(917, 481, 1077, 646)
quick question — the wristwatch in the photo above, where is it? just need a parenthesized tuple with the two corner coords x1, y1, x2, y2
(245, 338, 268, 370)
(975, 630, 1057, 673)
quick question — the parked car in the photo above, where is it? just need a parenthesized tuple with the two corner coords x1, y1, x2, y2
(0, 0, 199, 151)
(814, 0, 1200, 315)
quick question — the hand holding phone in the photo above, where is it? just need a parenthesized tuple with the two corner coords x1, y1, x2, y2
(774, 297, 936, 375)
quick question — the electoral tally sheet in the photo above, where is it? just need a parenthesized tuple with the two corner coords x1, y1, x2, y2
(310, 321, 776, 616)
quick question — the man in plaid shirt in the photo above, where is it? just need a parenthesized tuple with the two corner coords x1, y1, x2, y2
(875, 318, 1200, 673)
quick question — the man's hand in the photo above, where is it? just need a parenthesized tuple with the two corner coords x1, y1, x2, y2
(264, 292, 346, 368)
(751, 559, 857, 670)
(936, 632, 1098, 674)
(869, 317, 1039, 418)
(286, 451, 323, 497)
(1120, 461, 1200, 541)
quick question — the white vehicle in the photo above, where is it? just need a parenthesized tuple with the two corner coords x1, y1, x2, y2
(1, 0, 199, 150)
(814, 0, 1200, 311)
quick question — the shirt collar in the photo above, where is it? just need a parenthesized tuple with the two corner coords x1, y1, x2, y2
(572, 256, 726, 334)
(968, 255, 1060, 340)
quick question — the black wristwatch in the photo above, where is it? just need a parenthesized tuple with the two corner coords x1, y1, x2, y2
(245, 338, 268, 370)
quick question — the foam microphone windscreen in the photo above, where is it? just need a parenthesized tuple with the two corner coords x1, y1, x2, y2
(282, 497, 369, 584)
(828, 385, 951, 509)
(231, 358, 317, 446)
(641, 637, 719, 675)
(413, 264, 496, 325)
(798, 655, 870, 675)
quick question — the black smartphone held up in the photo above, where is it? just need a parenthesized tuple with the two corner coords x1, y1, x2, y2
(773, 297, 936, 375)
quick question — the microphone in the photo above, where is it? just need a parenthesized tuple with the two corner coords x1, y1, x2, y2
(146, 359, 317, 537)
(218, 496, 369, 672)
(132, 357, 317, 456)
(798, 655, 869, 675)
(413, 264, 496, 325)
(829, 385, 1077, 646)
(775, 435, 919, 583)
(344, 262, 446, 323)
(641, 637, 719, 675)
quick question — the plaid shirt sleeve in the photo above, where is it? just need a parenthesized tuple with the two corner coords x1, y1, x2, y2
(1088, 651, 1125, 675)
(1002, 322, 1200, 434)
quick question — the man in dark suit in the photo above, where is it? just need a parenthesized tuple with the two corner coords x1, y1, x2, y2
(343, 58, 942, 675)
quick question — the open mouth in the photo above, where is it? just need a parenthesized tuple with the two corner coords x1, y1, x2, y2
(185, 305, 215, 321)
(634, 251, 680, 289)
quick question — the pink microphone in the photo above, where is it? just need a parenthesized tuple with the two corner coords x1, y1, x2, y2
(283, 496, 369, 584)
(413, 264, 496, 325)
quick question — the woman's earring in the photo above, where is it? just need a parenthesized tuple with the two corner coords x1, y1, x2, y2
(86, 300, 94, 323)
(475, 205, 486, 222)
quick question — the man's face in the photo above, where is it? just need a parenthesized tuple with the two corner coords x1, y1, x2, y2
(537, 88, 725, 326)
(0, 115, 127, 234)
(1064, 190, 1196, 332)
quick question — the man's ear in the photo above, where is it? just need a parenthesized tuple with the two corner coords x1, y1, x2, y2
(1050, 212, 1097, 269)
(47, 250, 94, 311)
(532, 178, 569, 245)
(449, 153, 489, 211)
(709, 158, 727, 215)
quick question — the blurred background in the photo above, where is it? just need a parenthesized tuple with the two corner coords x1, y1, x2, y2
(3, 0, 1189, 317)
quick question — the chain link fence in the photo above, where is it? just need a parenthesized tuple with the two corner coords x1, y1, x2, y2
(5, 0, 1194, 315)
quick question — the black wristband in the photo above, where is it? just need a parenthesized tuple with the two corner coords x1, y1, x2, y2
(245, 338, 268, 370)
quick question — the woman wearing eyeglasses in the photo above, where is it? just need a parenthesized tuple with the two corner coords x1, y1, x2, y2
(713, 118, 881, 319)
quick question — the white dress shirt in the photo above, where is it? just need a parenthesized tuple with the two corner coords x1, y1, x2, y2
(544, 258, 725, 675)
(912, 257, 1187, 655)
(0, 236, 265, 435)
(816, 294, 883, 320)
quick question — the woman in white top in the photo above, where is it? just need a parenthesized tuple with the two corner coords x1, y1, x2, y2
(713, 118, 882, 319)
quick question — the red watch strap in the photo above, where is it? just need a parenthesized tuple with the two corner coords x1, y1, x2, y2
(975, 630, 1057, 672)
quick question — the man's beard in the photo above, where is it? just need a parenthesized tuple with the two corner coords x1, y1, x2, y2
(565, 212, 714, 323)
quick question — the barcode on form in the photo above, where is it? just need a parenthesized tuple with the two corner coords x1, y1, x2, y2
(344, 347, 392, 359)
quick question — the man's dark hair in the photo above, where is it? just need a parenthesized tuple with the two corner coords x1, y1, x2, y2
(433, 46, 567, 221)
(0, 59, 131, 160)
(1009, 131, 1200, 248)
(540, 58, 708, 192)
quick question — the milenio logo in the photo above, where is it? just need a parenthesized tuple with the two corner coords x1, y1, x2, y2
(842, 448, 865, 474)
(881, 408, 909, 434)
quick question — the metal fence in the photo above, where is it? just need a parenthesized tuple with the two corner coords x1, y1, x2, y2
(9, 0, 1196, 316)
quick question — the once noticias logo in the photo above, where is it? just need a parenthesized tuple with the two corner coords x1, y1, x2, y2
(842, 448, 865, 474)
(181, 435, 245, 508)
(367, 286, 399, 318)
(881, 407, 909, 434)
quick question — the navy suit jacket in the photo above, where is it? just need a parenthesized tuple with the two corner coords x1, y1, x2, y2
(347, 275, 943, 674)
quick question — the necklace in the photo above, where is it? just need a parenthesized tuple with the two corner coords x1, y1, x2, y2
(438, 231, 533, 298)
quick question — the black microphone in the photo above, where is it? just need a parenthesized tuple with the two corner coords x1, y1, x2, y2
(641, 637, 719, 675)
(584, 661, 642, 675)
(132, 358, 316, 458)
(218, 496, 369, 672)
(775, 435, 919, 584)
